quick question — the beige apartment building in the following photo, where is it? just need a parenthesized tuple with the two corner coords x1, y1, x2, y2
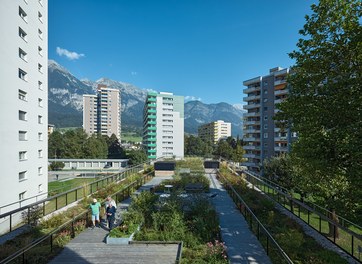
(198, 120, 231, 145)
(83, 84, 121, 139)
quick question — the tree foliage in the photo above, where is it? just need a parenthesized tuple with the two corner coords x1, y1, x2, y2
(48, 128, 110, 159)
(214, 136, 245, 163)
(184, 135, 213, 157)
(127, 149, 148, 165)
(276, 0, 362, 219)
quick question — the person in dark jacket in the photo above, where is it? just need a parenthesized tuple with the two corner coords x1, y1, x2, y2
(106, 203, 116, 230)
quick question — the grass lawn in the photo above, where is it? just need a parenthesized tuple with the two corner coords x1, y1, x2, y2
(48, 178, 98, 194)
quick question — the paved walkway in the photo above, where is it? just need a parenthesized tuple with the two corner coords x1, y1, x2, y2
(50, 176, 176, 264)
(206, 170, 272, 264)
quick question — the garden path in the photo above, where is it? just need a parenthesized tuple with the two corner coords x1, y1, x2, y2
(206, 169, 272, 264)
(49, 176, 178, 264)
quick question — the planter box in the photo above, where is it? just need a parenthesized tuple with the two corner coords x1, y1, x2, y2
(106, 226, 139, 245)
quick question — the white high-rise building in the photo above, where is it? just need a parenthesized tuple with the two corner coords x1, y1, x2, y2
(143, 92, 184, 159)
(0, 0, 48, 211)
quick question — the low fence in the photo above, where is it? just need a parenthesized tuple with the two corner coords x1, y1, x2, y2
(240, 168, 362, 262)
(0, 162, 150, 236)
(0, 172, 154, 264)
(217, 171, 294, 264)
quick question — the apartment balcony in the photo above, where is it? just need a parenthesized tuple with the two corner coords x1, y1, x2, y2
(243, 85, 261, 94)
(243, 137, 260, 142)
(147, 115, 157, 119)
(243, 112, 260, 117)
(148, 109, 157, 114)
(147, 143, 156, 147)
(274, 79, 287, 86)
(274, 99, 284, 104)
(147, 103, 156, 107)
(274, 146, 288, 152)
(243, 77, 261, 87)
(275, 89, 289, 96)
(147, 97, 156, 102)
(147, 121, 156, 125)
(244, 153, 260, 159)
(147, 127, 156, 131)
(148, 155, 157, 159)
(274, 137, 287, 142)
(244, 103, 261, 110)
(146, 131, 156, 136)
(243, 94, 261, 102)
(147, 137, 156, 142)
(244, 120, 260, 125)
(243, 145, 260, 150)
(244, 128, 260, 134)
(147, 149, 156, 153)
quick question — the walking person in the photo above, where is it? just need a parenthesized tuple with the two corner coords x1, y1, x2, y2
(106, 203, 116, 231)
(104, 196, 116, 227)
(89, 198, 101, 229)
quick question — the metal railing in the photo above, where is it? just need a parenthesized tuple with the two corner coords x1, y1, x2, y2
(217, 171, 294, 264)
(238, 168, 362, 262)
(0, 162, 150, 236)
(0, 171, 154, 264)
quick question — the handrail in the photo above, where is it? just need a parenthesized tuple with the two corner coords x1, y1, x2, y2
(0, 171, 154, 264)
(217, 171, 293, 264)
(0, 162, 148, 219)
(242, 169, 362, 240)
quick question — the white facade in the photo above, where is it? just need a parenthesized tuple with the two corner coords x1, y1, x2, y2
(0, 0, 48, 211)
(198, 120, 231, 145)
(143, 92, 184, 159)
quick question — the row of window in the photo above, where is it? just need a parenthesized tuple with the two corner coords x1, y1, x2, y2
(18, 183, 43, 201)
(19, 131, 44, 141)
(19, 149, 43, 161)
(19, 111, 43, 123)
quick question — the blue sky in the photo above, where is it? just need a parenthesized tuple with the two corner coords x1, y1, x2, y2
(49, 0, 313, 105)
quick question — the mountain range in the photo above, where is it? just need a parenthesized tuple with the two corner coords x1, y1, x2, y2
(48, 60, 244, 136)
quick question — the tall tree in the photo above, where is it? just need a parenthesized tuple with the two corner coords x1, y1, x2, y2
(277, 0, 362, 225)
(107, 134, 126, 159)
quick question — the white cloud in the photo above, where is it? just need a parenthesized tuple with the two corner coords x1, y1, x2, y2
(56, 47, 85, 60)
(185, 96, 202, 102)
(131, 71, 137, 76)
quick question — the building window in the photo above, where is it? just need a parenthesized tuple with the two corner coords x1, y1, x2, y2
(264, 124, 268, 129)
(263, 133, 268, 139)
(38, 11, 43, 22)
(38, 184, 43, 193)
(38, 29, 43, 39)
(38, 46, 43, 56)
(38, 115, 43, 124)
(38, 98, 43, 107)
(19, 27, 27, 41)
(19, 191, 26, 199)
(19, 90, 27, 101)
(38, 149, 43, 158)
(19, 48, 27, 61)
(38, 63, 43, 73)
(38, 81, 43, 90)
(38, 132, 43, 141)
(18, 68, 27, 81)
(19, 7, 27, 21)
(19, 151, 27, 161)
(19, 110, 27, 121)
(19, 131, 27, 141)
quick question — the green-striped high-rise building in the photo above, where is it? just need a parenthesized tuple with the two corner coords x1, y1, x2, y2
(143, 92, 184, 160)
